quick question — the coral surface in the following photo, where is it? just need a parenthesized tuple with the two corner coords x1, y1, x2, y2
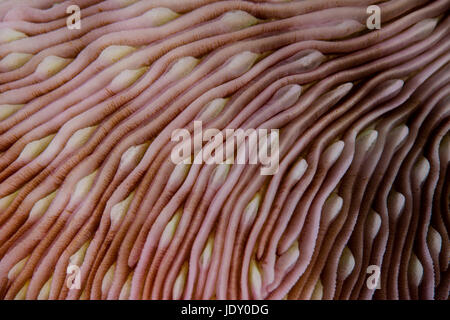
(0, 0, 448, 300)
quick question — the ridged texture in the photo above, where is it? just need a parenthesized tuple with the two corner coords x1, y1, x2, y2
(0, 0, 448, 300)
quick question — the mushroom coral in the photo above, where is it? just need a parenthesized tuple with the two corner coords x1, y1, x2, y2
(0, 0, 448, 300)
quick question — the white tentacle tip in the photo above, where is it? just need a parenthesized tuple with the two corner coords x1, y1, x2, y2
(290, 158, 308, 182)
(110, 67, 148, 92)
(387, 190, 405, 221)
(119, 0, 139, 7)
(119, 142, 149, 169)
(110, 192, 134, 228)
(144, 7, 179, 26)
(413, 157, 430, 185)
(37, 277, 52, 300)
(101, 263, 116, 295)
(337, 247, 355, 281)
(221, 10, 259, 30)
(28, 190, 57, 223)
(0, 104, 23, 121)
(69, 241, 90, 267)
(18, 134, 55, 161)
(0, 189, 20, 210)
(200, 234, 214, 268)
(322, 193, 343, 226)
(197, 98, 228, 121)
(269, 84, 302, 109)
(365, 210, 381, 240)
(167, 162, 191, 186)
(427, 227, 442, 255)
(0, 28, 27, 43)
(159, 208, 182, 248)
(241, 193, 261, 227)
(99, 45, 136, 63)
(388, 124, 409, 148)
(211, 162, 231, 185)
(0, 52, 33, 71)
(36, 55, 72, 77)
(439, 135, 449, 158)
(8, 256, 29, 280)
(414, 18, 439, 36)
(356, 129, 378, 153)
(69, 170, 97, 207)
(173, 262, 188, 300)
(408, 253, 423, 287)
(66, 126, 97, 150)
(226, 51, 260, 77)
(249, 259, 263, 300)
(166, 56, 199, 79)
(311, 279, 323, 300)
(14, 280, 30, 300)
(322, 140, 345, 166)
